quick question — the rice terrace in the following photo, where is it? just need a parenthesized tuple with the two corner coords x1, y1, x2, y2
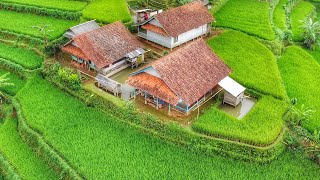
(0, 0, 319, 179)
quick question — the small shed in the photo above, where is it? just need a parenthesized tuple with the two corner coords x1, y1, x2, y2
(95, 74, 121, 96)
(218, 76, 246, 107)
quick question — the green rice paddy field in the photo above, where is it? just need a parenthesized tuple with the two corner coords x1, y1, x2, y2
(0, 43, 43, 69)
(0, 10, 78, 40)
(82, 0, 131, 23)
(0, 69, 25, 95)
(278, 46, 320, 132)
(214, 0, 275, 40)
(273, 0, 287, 30)
(290, 1, 315, 41)
(208, 30, 287, 100)
(0, 117, 58, 179)
(0, 0, 87, 11)
(16, 76, 320, 179)
(193, 96, 287, 145)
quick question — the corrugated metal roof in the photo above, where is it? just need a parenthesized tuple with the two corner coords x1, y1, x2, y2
(64, 20, 100, 38)
(218, 76, 246, 97)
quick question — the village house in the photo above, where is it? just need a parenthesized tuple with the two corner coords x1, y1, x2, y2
(137, 1, 214, 49)
(128, 39, 232, 115)
(62, 21, 145, 75)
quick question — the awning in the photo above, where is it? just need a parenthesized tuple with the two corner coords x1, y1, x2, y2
(218, 76, 246, 97)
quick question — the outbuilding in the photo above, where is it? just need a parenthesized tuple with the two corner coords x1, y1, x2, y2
(218, 76, 246, 107)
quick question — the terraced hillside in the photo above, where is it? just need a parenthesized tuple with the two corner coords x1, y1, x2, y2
(0, 0, 319, 178)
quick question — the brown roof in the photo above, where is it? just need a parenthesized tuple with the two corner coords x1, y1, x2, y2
(69, 21, 143, 68)
(128, 72, 180, 105)
(129, 39, 231, 106)
(62, 44, 88, 60)
(155, 1, 214, 37)
(141, 24, 169, 37)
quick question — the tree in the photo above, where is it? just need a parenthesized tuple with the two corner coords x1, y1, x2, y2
(301, 18, 320, 50)
(0, 73, 14, 103)
(32, 24, 54, 47)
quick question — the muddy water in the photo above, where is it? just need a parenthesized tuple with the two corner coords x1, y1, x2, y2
(218, 97, 257, 119)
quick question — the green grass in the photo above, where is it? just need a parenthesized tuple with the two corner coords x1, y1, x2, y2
(0, 0, 87, 11)
(0, 69, 25, 95)
(0, 10, 78, 40)
(193, 96, 287, 145)
(214, 0, 275, 40)
(278, 46, 320, 132)
(83, 83, 126, 108)
(0, 43, 42, 69)
(82, 0, 131, 24)
(0, 117, 58, 179)
(274, 0, 287, 30)
(15, 76, 320, 179)
(208, 30, 287, 99)
(308, 46, 320, 64)
(291, 1, 315, 41)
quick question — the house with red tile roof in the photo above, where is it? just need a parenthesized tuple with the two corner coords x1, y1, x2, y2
(127, 39, 231, 114)
(62, 21, 145, 75)
(137, 1, 214, 49)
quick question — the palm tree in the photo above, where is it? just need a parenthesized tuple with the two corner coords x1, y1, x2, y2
(301, 18, 320, 50)
(0, 73, 14, 103)
(32, 24, 53, 47)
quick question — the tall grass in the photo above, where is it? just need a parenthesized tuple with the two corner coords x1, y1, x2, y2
(193, 96, 287, 145)
(291, 1, 315, 41)
(0, 69, 25, 95)
(0, 43, 42, 69)
(214, 0, 275, 40)
(0, 0, 87, 11)
(208, 30, 287, 99)
(15, 76, 320, 179)
(82, 0, 131, 24)
(0, 10, 78, 40)
(0, 117, 58, 179)
(278, 46, 320, 132)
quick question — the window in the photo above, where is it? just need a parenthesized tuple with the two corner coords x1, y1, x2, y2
(174, 36, 178, 43)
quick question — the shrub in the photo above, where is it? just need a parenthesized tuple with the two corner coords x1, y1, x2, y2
(44, 63, 81, 91)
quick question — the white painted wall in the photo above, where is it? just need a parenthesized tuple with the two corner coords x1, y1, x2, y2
(139, 23, 210, 48)
(172, 24, 209, 47)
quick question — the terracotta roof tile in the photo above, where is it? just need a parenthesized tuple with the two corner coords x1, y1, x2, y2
(128, 73, 180, 105)
(130, 39, 231, 106)
(155, 1, 214, 37)
(141, 24, 169, 37)
(69, 21, 144, 68)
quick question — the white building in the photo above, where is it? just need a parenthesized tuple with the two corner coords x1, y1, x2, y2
(138, 1, 214, 49)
